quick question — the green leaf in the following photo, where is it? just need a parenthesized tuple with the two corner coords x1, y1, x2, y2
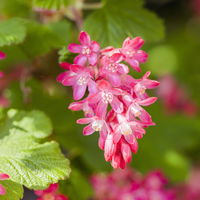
(0, 18, 26, 47)
(83, 0, 165, 47)
(0, 109, 53, 139)
(33, 0, 70, 10)
(0, 132, 71, 190)
(0, 180, 24, 200)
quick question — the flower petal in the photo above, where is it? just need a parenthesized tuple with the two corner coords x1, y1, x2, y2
(88, 52, 98, 65)
(107, 73, 121, 87)
(127, 58, 141, 72)
(130, 140, 138, 153)
(91, 41, 100, 52)
(88, 93, 101, 104)
(0, 174, 9, 180)
(79, 31, 91, 45)
(139, 97, 157, 106)
(59, 62, 71, 70)
(73, 84, 87, 100)
(83, 124, 95, 135)
(76, 118, 92, 124)
(68, 101, 83, 111)
(61, 75, 76, 86)
(113, 130, 121, 144)
(111, 97, 123, 113)
(134, 50, 148, 63)
(118, 64, 129, 74)
(124, 134, 136, 144)
(104, 134, 115, 161)
(121, 142, 132, 163)
(70, 64, 84, 73)
(68, 44, 82, 53)
(74, 55, 87, 65)
(96, 101, 108, 118)
(98, 135, 105, 150)
(88, 80, 97, 94)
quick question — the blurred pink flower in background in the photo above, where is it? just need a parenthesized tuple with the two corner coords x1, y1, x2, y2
(35, 183, 68, 200)
(191, 0, 200, 16)
(91, 168, 175, 200)
(176, 167, 200, 200)
(158, 75, 197, 116)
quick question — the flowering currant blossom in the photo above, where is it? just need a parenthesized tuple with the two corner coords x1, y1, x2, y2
(68, 31, 100, 66)
(91, 168, 175, 200)
(35, 183, 68, 200)
(0, 173, 9, 195)
(57, 31, 159, 168)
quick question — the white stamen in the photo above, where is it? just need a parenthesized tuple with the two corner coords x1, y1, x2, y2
(92, 120, 103, 131)
(131, 105, 141, 117)
(101, 92, 113, 104)
(77, 76, 87, 85)
(119, 123, 132, 135)
(105, 63, 118, 73)
(82, 46, 91, 55)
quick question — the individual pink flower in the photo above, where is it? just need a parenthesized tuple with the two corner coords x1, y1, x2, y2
(0, 173, 9, 195)
(57, 31, 159, 169)
(68, 31, 100, 66)
(134, 71, 160, 99)
(57, 64, 97, 100)
(88, 80, 124, 118)
(123, 95, 157, 123)
(100, 53, 129, 87)
(35, 183, 68, 200)
(77, 116, 109, 137)
(120, 37, 148, 72)
(113, 114, 148, 144)
(68, 98, 94, 117)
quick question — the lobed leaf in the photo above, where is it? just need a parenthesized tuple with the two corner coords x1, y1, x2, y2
(83, 0, 165, 47)
(0, 132, 71, 190)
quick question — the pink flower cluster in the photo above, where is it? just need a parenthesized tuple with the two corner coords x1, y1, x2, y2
(158, 75, 197, 116)
(176, 167, 200, 200)
(0, 173, 9, 195)
(91, 168, 175, 200)
(57, 31, 159, 168)
(35, 183, 68, 200)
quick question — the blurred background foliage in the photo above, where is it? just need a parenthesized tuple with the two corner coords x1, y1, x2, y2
(0, 0, 200, 199)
